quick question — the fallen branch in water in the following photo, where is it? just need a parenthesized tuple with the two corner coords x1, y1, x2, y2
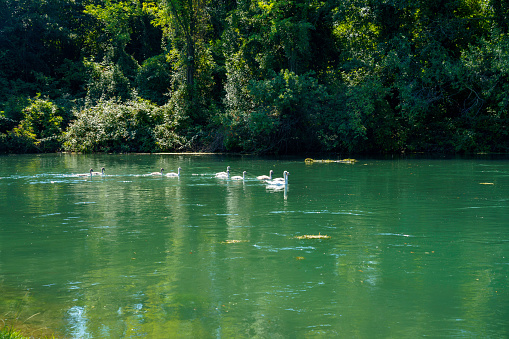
(295, 233, 331, 240)
(305, 158, 357, 164)
(221, 240, 249, 244)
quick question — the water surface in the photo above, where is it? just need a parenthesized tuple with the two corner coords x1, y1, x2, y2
(1, 154, 508, 338)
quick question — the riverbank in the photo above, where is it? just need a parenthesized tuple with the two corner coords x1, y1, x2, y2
(0, 327, 56, 339)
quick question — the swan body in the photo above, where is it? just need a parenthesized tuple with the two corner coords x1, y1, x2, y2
(75, 169, 92, 177)
(271, 171, 287, 183)
(91, 167, 105, 176)
(166, 167, 181, 177)
(76, 169, 93, 177)
(215, 166, 230, 179)
(256, 170, 273, 180)
(231, 171, 246, 180)
(151, 168, 164, 175)
(266, 171, 289, 186)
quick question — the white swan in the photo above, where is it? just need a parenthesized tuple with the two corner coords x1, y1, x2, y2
(215, 166, 230, 179)
(231, 171, 246, 180)
(266, 171, 289, 186)
(76, 169, 93, 177)
(256, 170, 273, 180)
(91, 167, 105, 176)
(166, 167, 181, 177)
(150, 168, 164, 175)
(271, 171, 287, 183)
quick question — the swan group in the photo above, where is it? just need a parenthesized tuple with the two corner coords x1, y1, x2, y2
(155, 166, 288, 185)
(74, 166, 289, 186)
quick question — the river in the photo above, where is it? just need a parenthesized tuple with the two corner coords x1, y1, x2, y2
(0, 154, 508, 338)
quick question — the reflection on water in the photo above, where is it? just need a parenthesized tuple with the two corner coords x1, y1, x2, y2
(0, 154, 508, 338)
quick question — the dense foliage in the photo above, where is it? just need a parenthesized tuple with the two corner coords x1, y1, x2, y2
(1, 0, 508, 154)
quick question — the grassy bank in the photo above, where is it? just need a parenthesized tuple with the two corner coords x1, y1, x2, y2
(1, 327, 31, 339)
(0, 326, 56, 339)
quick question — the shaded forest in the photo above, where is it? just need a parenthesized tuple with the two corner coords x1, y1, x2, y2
(1, 0, 509, 154)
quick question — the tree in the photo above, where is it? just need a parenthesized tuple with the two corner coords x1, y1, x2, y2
(144, 0, 217, 123)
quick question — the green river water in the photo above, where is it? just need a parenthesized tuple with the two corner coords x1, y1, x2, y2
(0, 154, 508, 338)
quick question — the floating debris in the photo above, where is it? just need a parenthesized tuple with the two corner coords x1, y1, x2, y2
(338, 159, 357, 164)
(295, 233, 331, 240)
(305, 158, 357, 164)
(479, 182, 494, 185)
(221, 240, 249, 244)
(295, 256, 305, 260)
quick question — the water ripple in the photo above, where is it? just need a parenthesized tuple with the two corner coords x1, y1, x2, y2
(376, 232, 415, 237)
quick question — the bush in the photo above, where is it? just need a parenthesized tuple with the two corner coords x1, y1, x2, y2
(0, 97, 64, 153)
(153, 103, 189, 151)
(19, 98, 64, 152)
(5, 127, 38, 153)
(63, 98, 188, 153)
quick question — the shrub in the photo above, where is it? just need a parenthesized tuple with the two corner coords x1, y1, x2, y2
(0, 97, 65, 153)
(63, 98, 187, 153)
(19, 98, 63, 152)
